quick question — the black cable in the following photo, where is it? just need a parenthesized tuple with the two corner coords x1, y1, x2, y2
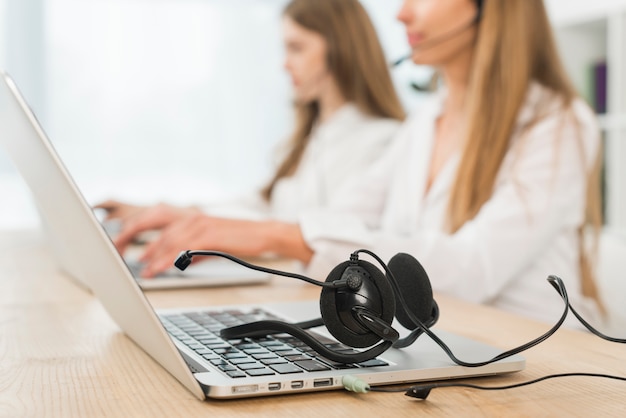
(353, 249, 570, 367)
(175, 250, 343, 288)
(568, 303, 626, 343)
(367, 373, 626, 400)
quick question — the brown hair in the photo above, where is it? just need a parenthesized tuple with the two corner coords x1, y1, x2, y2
(261, 0, 405, 200)
(448, 0, 603, 304)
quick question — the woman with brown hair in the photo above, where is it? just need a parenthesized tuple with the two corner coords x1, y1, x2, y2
(126, 0, 604, 326)
(100, 0, 404, 267)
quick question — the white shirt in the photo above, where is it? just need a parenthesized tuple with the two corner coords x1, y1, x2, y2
(208, 103, 400, 222)
(300, 84, 602, 326)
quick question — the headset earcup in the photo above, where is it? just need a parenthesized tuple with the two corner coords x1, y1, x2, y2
(320, 260, 396, 348)
(388, 253, 437, 330)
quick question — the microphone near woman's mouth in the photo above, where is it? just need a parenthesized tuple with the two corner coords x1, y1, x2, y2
(392, 11, 481, 68)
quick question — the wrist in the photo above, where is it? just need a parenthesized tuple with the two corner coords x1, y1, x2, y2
(264, 221, 313, 263)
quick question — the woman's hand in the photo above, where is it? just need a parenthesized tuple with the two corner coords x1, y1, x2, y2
(136, 213, 313, 277)
(106, 202, 201, 253)
(96, 199, 145, 222)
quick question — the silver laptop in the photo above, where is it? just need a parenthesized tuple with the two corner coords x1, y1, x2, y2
(0, 71, 524, 400)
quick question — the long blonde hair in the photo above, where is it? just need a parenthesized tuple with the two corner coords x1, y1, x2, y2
(449, 0, 603, 303)
(261, 0, 405, 200)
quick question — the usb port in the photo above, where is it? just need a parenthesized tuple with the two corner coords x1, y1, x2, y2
(232, 385, 259, 394)
(291, 380, 304, 389)
(313, 378, 332, 388)
(268, 382, 281, 391)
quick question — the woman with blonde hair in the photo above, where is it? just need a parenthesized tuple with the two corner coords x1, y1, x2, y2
(129, 0, 604, 326)
(100, 0, 404, 272)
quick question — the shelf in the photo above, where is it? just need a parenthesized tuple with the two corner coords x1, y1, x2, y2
(555, 19, 607, 112)
(546, 0, 626, 26)
(551, 3, 626, 229)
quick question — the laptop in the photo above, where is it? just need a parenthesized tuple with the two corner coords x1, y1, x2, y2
(0, 71, 524, 399)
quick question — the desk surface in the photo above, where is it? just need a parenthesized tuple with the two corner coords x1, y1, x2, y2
(1, 229, 624, 417)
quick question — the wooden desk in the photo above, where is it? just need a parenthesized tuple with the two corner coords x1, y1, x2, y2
(1, 229, 624, 417)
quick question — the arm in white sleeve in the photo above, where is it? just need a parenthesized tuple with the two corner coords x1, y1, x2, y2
(201, 192, 272, 220)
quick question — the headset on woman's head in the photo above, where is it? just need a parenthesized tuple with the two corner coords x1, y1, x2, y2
(392, 0, 484, 68)
(476, 0, 484, 19)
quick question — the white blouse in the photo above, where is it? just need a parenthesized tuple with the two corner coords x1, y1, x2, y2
(207, 103, 401, 222)
(300, 84, 603, 327)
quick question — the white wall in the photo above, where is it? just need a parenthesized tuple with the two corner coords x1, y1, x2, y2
(0, 1, 5, 66)
(42, 0, 293, 205)
(546, 0, 626, 25)
(0, 0, 427, 212)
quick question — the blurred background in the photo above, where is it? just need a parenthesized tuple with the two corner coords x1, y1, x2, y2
(0, 0, 625, 236)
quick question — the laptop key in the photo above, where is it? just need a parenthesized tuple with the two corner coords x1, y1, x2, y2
(267, 345, 294, 352)
(294, 360, 330, 372)
(226, 370, 247, 378)
(257, 340, 285, 347)
(358, 359, 389, 367)
(196, 337, 220, 344)
(245, 368, 275, 377)
(275, 350, 302, 357)
(206, 342, 231, 349)
(210, 358, 230, 366)
(187, 343, 205, 350)
(235, 343, 263, 350)
(229, 357, 257, 365)
(269, 363, 304, 374)
(316, 358, 356, 369)
(260, 357, 288, 365)
(243, 348, 270, 355)
(283, 354, 311, 362)
(223, 352, 248, 359)
(238, 362, 265, 370)
(252, 353, 279, 360)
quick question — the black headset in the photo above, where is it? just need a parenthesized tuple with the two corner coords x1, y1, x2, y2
(476, 0, 484, 18)
(175, 246, 624, 364)
(175, 249, 439, 364)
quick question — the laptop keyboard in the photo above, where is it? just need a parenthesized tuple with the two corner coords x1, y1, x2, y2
(160, 309, 388, 379)
(126, 260, 174, 278)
